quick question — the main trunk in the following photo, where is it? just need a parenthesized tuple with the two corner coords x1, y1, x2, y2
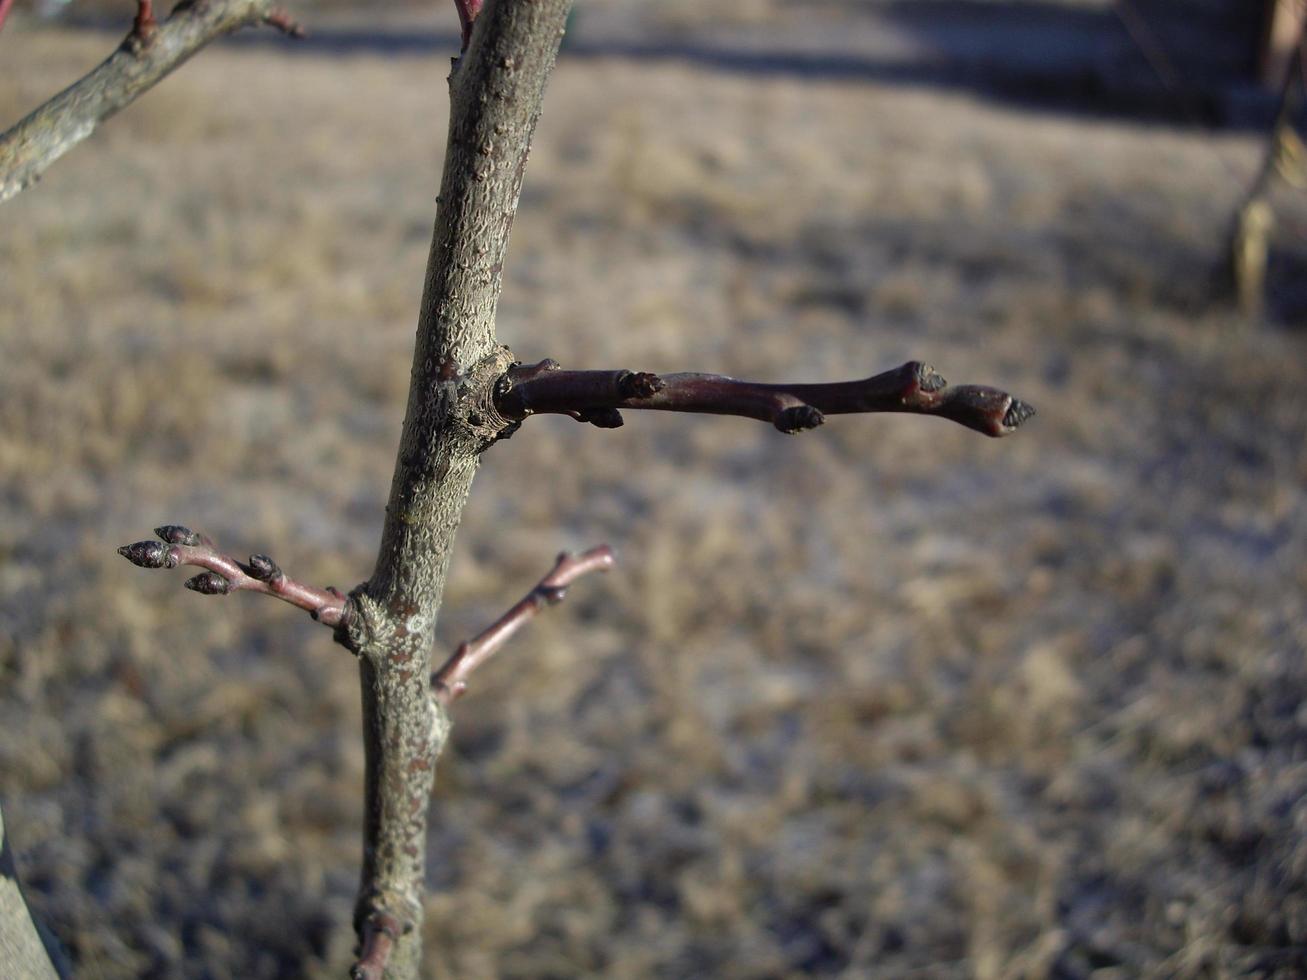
(335, 2, 575, 975)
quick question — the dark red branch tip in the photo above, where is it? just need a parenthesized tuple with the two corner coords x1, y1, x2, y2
(616, 371, 665, 400)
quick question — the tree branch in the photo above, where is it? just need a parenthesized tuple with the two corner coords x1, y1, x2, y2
(0, 0, 302, 204)
(495, 358, 1035, 438)
(117, 525, 349, 628)
(432, 546, 615, 706)
(334, 2, 576, 976)
(345, 546, 610, 980)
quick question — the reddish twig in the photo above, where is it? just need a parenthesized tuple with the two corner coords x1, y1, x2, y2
(263, 7, 306, 38)
(350, 911, 403, 980)
(454, 0, 484, 52)
(431, 546, 615, 706)
(132, 0, 158, 43)
(0, 0, 15, 36)
(496, 359, 1034, 438)
(117, 525, 349, 627)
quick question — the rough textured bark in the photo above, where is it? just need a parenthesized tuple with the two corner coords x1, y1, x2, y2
(0, 0, 292, 204)
(334, 2, 574, 975)
(0, 802, 63, 980)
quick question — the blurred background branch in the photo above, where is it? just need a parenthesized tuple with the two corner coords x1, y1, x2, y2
(0, 0, 300, 203)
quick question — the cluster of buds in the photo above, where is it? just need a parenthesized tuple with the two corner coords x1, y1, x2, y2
(117, 525, 349, 627)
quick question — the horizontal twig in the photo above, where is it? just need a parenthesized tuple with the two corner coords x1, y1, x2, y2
(495, 359, 1034, 437)
(431, 546, 615, 706)
(117, 526, 349, 627)
(0, 0, 301, 204)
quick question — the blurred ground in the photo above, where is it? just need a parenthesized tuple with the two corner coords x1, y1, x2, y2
(3, 2, 1307, 978)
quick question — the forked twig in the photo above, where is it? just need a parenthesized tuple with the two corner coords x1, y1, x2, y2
(431, 546, 616, 706)
(117, 526, 349, 627)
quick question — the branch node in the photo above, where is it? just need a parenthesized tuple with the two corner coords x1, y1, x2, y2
(909, 360, 947, 394)
(246, 553, 284, 584)
(535, 585, 568, 606)
(616, 370, 665, 400)
(775, 404, 825, 433)
(576, 407, 624, 428)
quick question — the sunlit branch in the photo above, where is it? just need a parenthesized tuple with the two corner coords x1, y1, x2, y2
(0, 0, 303, 204)
(496, 359, 1034, 438)
(117, 525, 349, 628)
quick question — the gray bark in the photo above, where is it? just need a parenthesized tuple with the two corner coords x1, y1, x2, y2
(0, 802, 63, 980)
(335, 2, 574, 975)
(0, 0, 277, 204)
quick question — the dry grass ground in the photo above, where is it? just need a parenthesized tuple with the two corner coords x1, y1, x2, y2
(3, 6, 1307, 978)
